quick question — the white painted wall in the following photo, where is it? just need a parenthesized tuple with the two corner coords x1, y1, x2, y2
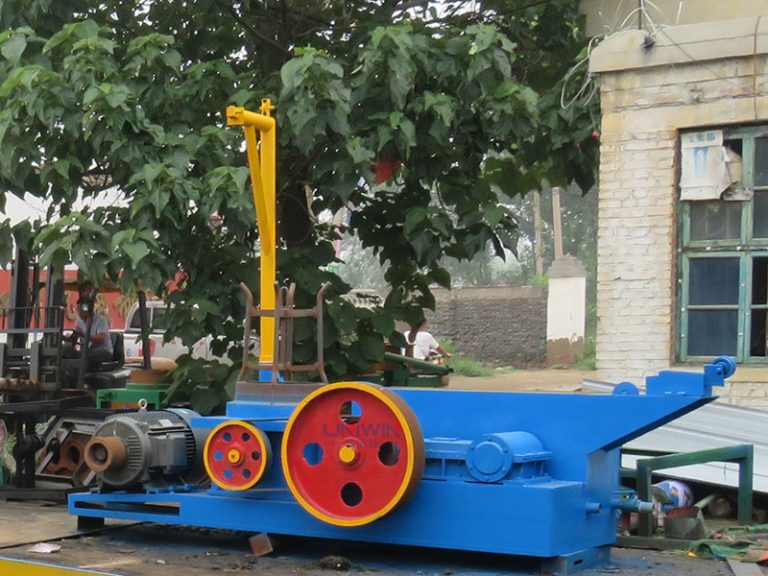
(546, 276, 586, 343)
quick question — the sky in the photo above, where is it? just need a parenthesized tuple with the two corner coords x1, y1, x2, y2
(2, 188, 125, 227)
(2, 192, 48, 225)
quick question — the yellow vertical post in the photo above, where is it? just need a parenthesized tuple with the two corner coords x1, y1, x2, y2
(225, 100, 277, 365)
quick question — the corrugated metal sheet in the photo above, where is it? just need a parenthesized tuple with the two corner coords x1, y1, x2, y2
(583, 379, 768, 493)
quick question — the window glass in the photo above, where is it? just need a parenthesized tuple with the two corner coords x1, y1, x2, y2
(755, 137, 768, 186)
(753, 257, 768, 305)
(725, 138, 743, 158)
(129, 309, 142, 330)
(689, 201, 741, 241)
(754, 191, 768, 238)
(688, 257, 740, 305)
(687, 310, 738, 356)
(751, 257, 768, 357)
(750, 310, 768, 357)
(152, 307, 168, 330)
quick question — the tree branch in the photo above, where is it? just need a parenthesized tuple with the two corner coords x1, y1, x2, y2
(228, 4, 289, 55)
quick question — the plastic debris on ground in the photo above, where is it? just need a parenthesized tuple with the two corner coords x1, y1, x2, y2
(690, 524, 768, 564)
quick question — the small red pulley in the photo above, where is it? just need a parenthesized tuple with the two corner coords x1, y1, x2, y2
(204, 420, 271, 491)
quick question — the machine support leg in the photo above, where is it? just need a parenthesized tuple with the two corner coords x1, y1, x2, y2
(633, 444, 754, 536)
(540, 546, 611, 575)
(737, 445, 755, 527)
(77, 515, 105, 531)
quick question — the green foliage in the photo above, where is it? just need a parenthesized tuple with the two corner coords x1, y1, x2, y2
(447, 354, 495, 378)
(572, 301, 598, 370)
(571, 345, 596, 371)
(440, 338, 495, 378)
(528, 275, 549, 288)
(0, 1, 598, 413)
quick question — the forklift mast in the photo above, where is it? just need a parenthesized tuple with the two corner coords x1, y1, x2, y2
(0, 246, 65, 394)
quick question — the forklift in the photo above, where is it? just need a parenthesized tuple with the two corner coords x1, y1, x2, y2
(0, 248, 130, 498)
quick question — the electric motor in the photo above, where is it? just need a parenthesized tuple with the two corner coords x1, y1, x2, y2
(84, 409, 206, 487)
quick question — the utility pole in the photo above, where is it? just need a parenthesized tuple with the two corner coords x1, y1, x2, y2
(551, 186, 564, 260)
(533, 190, 544, 277)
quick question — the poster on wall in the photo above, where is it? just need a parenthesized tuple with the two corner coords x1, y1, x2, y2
(679, 130, 742, 201)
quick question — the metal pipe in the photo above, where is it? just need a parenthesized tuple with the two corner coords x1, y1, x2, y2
(138, 291, 151, 370)
(382, 352, 452, 375)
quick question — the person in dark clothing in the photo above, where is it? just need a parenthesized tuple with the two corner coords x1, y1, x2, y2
(60, 300, 113, 386)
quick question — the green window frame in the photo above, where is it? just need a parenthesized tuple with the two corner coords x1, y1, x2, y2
(678, 126, 768, 363)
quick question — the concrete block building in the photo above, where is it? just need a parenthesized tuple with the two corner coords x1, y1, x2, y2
(586, 3, 768, 405)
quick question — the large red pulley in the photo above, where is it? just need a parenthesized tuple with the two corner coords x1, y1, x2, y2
(282, 382, 424, 527)
(204, 420, 271, 491)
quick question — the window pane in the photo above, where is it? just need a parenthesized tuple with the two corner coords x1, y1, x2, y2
(689, 201, 741, 241)
(751, 257, 768, 357)
(152, 307, 167, 330)
(129, 310, 142, 330)
(689, 257, 740, 305)
(753, 257, 768, 305)
(755, 137, 768, 186)
(750, 310, 768, 356)
(687, 310, 738, 356)
(755, 191, 768, 238)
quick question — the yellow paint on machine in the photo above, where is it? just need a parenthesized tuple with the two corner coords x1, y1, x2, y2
(0, 556, 118, 576)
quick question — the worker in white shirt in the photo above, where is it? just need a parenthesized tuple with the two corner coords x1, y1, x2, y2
(403, 318, 451, 361)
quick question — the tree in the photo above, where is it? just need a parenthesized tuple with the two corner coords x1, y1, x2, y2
(0, 0, 598, 411)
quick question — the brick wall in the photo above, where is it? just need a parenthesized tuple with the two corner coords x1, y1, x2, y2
(424, 286, 547, 368)
(589, 21, 768, 385)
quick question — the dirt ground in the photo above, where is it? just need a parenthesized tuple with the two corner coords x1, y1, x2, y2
(0, 518, 742, 576)
(447, 368, 599, 393)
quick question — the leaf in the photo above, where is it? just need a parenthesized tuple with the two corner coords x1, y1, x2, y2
(123, 241, 150, 268)
(483, 204, 505, 228)
(190, 386, 221, 415)
(398, 118, 416, 148)
(160, 49, 182, 70)
(83, 86, 100, 106)
(232, 167, 249, 195)
(54, 159, 70, 179)
(346, 137, 373, 165)
(431, 214, 453, 237)
(404, 207, 427, 236)
(429, 267, 451, 289)
(111, 229, 135, 249)
(409, 232, 432, 262)
(280, 56, 312, 91)
(371, 310, 394, 335)
(358, 333, 383, 361)
(142, 163, 165, 188)
(1, 34, 26, 65)
(493, 80, 520, 99)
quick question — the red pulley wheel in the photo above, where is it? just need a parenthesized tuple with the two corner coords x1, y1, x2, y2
(204, 420, 271, 491)
(282, 382, 424, 527)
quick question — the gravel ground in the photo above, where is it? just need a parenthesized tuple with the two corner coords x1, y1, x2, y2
(0, 522, 743, 576)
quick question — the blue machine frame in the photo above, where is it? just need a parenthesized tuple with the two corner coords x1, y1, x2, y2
(69, 358, 733, 574)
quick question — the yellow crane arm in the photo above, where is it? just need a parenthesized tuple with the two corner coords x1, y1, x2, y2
(225, 99, 277, 364)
